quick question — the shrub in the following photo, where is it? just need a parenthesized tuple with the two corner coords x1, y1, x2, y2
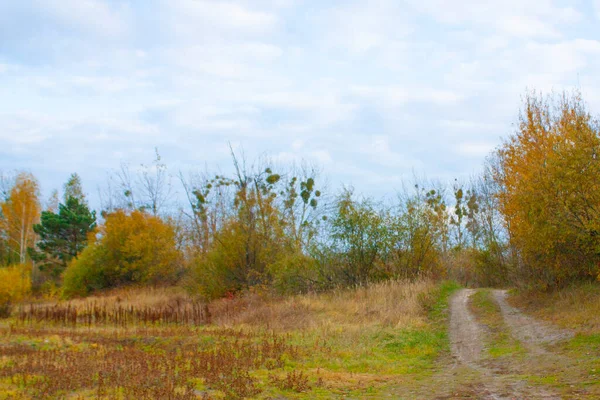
(62, 210, 183, 298)
(0, 264, 31, 317)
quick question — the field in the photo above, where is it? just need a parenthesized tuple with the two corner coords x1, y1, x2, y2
(0, 280, 460, 399)
(3, 281, 600, 399)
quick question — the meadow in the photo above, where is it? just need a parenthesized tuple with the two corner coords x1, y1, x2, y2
(0, 280, 459, 399)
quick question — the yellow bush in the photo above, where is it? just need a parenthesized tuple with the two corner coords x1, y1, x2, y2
(0, 264, 31, 317)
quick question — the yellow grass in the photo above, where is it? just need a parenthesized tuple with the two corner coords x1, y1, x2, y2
(509, 282, 600, 333)
(44, 279, 433, 332)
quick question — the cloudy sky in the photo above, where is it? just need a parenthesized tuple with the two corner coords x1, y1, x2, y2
(1, 0, 600, 206)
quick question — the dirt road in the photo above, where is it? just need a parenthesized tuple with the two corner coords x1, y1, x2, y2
(449, 289, 569, 399)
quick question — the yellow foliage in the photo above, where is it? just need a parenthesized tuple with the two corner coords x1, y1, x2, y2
(63, 210, 183, 297)
(0, 173, 41, 265)
(495, 91, 600, 286)
(0, 264, 31, 307)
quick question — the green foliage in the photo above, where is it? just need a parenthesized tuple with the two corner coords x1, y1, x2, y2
(391, 185, 447, 280)
(326, 190, 390, 286)
(29, 196, 96, 279)
(62, 210, 183, 297)
(268, 251, 319, 294)
(187, 159, 324, 299)
(62, 243, 107, 298)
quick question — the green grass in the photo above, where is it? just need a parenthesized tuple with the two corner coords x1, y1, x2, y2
(469, 289, 526, 359)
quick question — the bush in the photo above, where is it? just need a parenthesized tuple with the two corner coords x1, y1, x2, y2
(62, 243, 108, 298)
(0, 264, 31, 317)
(62, 210, 183, 298)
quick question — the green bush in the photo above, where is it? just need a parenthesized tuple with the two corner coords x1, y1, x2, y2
(62, 243, 107, 298)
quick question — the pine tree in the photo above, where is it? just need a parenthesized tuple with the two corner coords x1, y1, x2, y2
(29, 196, 96, 279)
(63, 173, 86, 204)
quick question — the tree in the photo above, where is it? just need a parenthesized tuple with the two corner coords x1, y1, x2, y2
(0, 172, 41, 265)
(495, 91, 600, 286)
(391, 184, 446, 279)
(324, 189, 390, 286)
(102, 149, 172, 216)
(62, 210, 183, 297)
(186, 150, 325, 298)
(46, 189, 60, 213)
(0, 264, 31, 317)
(63, 173, 86, 203)
(30, 196, 96, 279)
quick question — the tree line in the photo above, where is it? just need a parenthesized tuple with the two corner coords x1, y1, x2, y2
(1, 90, 599, 310)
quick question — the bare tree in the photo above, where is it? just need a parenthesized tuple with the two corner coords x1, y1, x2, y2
(100, 149, 173, 216)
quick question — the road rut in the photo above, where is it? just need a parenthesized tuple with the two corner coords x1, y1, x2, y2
(449, 289, 568, 399)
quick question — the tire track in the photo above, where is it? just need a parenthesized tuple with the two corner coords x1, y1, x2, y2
(492, 290, 573, 354)
(449, 289, 563, 400)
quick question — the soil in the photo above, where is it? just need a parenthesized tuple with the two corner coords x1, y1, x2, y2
(448, 289, 569, 399)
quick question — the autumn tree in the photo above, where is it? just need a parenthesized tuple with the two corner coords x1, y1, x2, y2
(0, 171, 10, 266)
(495, 91, 600, 286)
(0, 172, 41, 265)
(62, 210, 183, 297)
(390, 184, 447, 279)
(187, 151, 324, 298)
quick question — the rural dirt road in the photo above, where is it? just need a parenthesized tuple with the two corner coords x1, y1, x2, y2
(449, 289, 572, 400)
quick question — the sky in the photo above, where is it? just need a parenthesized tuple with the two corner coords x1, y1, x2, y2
(1, 0, 600, 208)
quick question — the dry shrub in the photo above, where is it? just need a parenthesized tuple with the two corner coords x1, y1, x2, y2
(269, 370, 312, 392)
(43, 286, 193, 310)
(16, 301, 210, 327)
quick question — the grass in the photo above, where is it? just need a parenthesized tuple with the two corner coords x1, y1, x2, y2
(509, 281, 600, 333)
(500, 283, 600, 397)
(0, 279, 460, 399)
(469, 289, 525, 359)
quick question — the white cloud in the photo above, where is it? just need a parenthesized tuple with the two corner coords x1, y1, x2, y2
(350, 85, 463, 107)
(499, 15, 560, 38)
(406, 0, 581, 38)
(165, 42, 282, 79)
(1, 0, 599, 205)
(455, 142, 496, 157)
(318, 1, 413, 54)
(167, 0, 278, 38)
(34, 0, 130, 37)
(441, 120, 501, 132)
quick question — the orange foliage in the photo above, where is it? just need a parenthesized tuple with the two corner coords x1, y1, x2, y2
(495, 91, 600, 286)
(63, 210, 183, 297)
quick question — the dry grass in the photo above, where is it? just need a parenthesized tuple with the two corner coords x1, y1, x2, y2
(24, 279, 433, 332)
(0, 279, 449, 399)
(53, 286, 191, 309)
(210, 279, 434, 331)
(0, 326, 298, 399)
(509, 281, 600, 333)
